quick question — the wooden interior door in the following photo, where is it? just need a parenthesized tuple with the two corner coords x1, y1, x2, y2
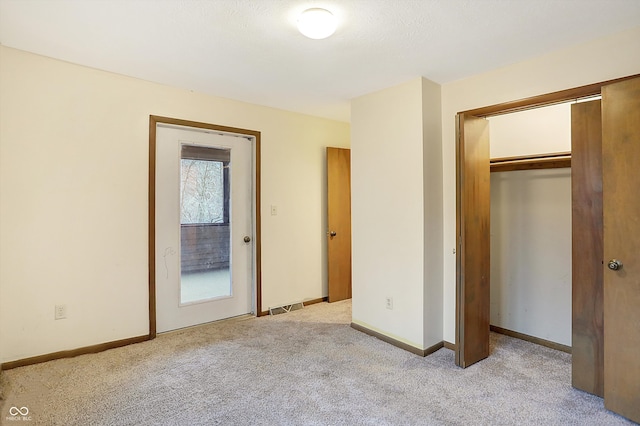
(455, 114, 490, 368)
(327, 147, 352, 302)
(602, 76, 640, 423)
(571, 100, 604, 397)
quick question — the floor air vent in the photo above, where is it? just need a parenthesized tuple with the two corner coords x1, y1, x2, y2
(269, 302, 304, 315)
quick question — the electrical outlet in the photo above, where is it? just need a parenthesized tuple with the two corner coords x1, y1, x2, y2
(55, 304, 67, 320)
(385, 297, 393, 310)
(271, 205, 278, 216)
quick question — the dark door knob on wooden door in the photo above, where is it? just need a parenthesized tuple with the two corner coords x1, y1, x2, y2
(607, 259, 623, 271)
(329, 231, 337, 237)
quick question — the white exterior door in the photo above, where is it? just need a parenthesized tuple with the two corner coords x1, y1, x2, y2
(155, 124, 254, 333)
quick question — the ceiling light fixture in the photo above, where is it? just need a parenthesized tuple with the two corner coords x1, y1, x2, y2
(297, 8, 337, 39)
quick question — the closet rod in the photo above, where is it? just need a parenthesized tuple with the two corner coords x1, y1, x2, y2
(490, 151, 571, 173)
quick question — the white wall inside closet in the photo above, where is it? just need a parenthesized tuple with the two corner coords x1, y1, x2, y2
(488, 103, 572, 346)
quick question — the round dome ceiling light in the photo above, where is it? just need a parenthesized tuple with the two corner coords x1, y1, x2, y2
(297, 8, 337, 39)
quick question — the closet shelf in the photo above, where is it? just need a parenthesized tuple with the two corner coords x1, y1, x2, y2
(490, 151, 571, 172)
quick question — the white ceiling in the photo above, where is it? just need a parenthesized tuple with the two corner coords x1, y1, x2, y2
(1, 0, 639, 122)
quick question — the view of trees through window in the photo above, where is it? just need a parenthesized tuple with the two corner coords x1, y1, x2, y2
(180, 159, 225, 224)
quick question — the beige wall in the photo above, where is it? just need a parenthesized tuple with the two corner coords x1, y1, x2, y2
(351, 77, 442, 350)
(490, 168, 572, 345)
(489, 103, 572, 158)
(0, 46, 349, 363)
(441, 26, 640, 343)
(422, 79, 444, 346)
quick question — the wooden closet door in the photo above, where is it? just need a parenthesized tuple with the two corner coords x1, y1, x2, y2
(455, 114, 490, 368)
(602, 76, 640, 423)
(571, 100, 604, 397)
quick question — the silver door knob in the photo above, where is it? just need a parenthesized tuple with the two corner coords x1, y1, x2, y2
(244, 236, 251, 243)
(329, 231, 337, 237)
(607, 259, 623, 271)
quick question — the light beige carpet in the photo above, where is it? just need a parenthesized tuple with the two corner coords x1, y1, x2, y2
(0, 300, 633, 425)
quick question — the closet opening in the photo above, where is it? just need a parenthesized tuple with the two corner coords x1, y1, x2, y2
(486, 101, 578, 355)
(455, 74, 640, 423)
